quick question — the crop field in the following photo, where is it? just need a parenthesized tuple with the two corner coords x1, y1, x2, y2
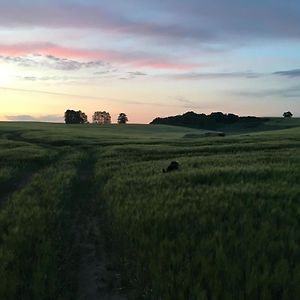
(0, 121, 300, 299)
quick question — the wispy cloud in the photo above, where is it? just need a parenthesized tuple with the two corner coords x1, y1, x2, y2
(175, 97, 208, 109)
(167, 71, 261, 80)
(0, 86, 119, 101)
(0, 51, 109, 72)
(0, 1, 300, 44)
(119, 71, 148, 80)
(0, 43, 201, 70)
(40, 55, 107, 70)
(232, 85, 300, 98)
(273, 69, 300, 78)
(0, 86, 209, 110)
(23, 76, 37, 81)
(5, 114, 63, 122)
(0, 2, 214, 43)
(128, 71, 147, 76)
(19, 75, 97, 81)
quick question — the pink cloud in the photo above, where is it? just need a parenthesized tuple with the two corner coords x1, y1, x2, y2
(0, 43, 201, 70)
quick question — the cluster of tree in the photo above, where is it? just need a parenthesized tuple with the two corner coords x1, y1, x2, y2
(93, 111, 111, 124)
(64, 110, 88, 124)
(150, 111, 269, 130)
(64, 110, 128, 124)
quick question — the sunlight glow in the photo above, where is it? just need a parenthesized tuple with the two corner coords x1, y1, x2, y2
(0, 65, 14, 85)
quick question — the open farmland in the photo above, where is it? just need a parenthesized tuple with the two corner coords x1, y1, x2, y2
(0, 121, 300, 299)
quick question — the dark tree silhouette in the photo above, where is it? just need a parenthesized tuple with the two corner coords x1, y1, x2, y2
(283, 111, 293, 118)
(118, 113, 128, 124)
(64, 110, 88, 124)
(80, 112, 88, 124)
(150, 111, 268, 130)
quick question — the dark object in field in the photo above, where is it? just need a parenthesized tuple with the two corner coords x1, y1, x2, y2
(183, 132, 225, 138)
(204, 132, 226, 137)
(163, 161, 179, 173)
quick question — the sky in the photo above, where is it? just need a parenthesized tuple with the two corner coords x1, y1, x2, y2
(0, 0, 300, 123)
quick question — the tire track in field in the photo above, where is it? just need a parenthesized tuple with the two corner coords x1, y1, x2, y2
(0, 147, 67, 206)
(0, 162, 57, 206)
(77, 149, 127, 300)
(0, 171, 36, 205)
(0, 133, 63, 205)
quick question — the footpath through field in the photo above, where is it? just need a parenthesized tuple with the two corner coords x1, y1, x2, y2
(76, 149, 127, 300)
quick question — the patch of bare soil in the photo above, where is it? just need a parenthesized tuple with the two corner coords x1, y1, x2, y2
(76, 156, 127, 300)
(78, 218, 127, 300)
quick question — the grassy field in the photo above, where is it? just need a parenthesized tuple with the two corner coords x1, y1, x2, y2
(0, 120, 300, 299)
(220, 117, 300, 134)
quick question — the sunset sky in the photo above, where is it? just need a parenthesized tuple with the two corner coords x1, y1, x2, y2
(0, 0, 300, 123)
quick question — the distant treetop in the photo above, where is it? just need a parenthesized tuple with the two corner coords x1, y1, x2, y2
(283, 111, 293, 118)
(150, 111, 268, 130)
(93, 111, 111, 124)
(64, 110, 88, 124)
(118, 113, 128, 124)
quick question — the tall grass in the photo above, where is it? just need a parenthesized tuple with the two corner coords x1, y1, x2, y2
(95, 129, 300, 299)
(0, 139, 58, 198)
(0, 150, 86, 300)
(0, 122, 299, 299)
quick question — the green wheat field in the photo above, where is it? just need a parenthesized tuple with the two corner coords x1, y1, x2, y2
(0, 119, 300, 300)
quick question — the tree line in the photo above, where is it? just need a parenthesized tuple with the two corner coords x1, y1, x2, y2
(151, 111, 294, 130)
(150, 111, 270, 130)
(64, 110, 128, 124)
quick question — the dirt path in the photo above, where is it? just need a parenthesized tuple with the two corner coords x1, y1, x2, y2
(78, 219, 126, 300)
(77, 152, 127, 300)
